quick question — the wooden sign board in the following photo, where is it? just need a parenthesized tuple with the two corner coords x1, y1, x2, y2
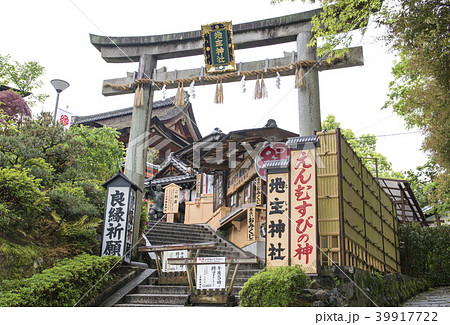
(201, 21, 236, 74)
(266, 172, 289, 267)
(226, 156, 256, 195)
(163, 183, 182, 214)
(196, 173, 202, 197)
(247, 207, 256, 241)
(289, 149, 317, 274)
(213, 171, 225, 212)
(255, 177, 262, 206)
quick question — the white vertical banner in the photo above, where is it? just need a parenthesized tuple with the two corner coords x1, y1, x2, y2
(101, 187, 130, 260)
(56, 108, 73, 128)
(202, 174, 214, 194)
(196, 257, 226, 290)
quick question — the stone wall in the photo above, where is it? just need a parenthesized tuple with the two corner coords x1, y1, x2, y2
(299, 266, 430, 307)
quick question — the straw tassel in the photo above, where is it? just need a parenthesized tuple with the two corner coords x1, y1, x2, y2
(133, 84, 144, 107)
(214, 80, 223, 104)
(295, 64, 305, 88)
(175, 83, 185, 106)
(253, 76, 261, 100)
(261, 75, 268, 99)
(133, 86, 138, 107)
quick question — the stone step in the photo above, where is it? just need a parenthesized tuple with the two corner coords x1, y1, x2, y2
(146, 229, 215, 238)
(147, 222, 210, 232)
(136, 285, 190, 295)
(141, 244, 239, 257)
(146, 234, 217, 244)
(114, 303, 185, 307)
(123, 293, 189, 305)
(146, 228, 214, 238)
(232, 277, 255, 286)
(111, 221, 262, 307)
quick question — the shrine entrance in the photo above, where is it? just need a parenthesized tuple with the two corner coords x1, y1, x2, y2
(90, 8, 365, 257)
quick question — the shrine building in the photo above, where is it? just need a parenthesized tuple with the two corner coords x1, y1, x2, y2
(148, 124, 426, 274)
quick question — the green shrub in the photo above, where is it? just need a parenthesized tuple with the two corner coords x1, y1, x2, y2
(0, 239, 42, 280)
(239, 266, 309, 307)
(0, 254, 121, 306)
(21, 158, 55, 189)
(400, 223, 450, 286)
(49, 183, 98, 222)
(0, 167, 45, 234)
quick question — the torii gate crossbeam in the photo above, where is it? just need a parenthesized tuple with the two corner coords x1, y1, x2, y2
(90, 9, 322, 62)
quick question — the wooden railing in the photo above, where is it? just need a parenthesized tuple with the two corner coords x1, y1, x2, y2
(138, 242, 217, 284)
(168, 256, 259, 305)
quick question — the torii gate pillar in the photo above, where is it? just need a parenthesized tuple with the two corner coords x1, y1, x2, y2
(297, 31, 321, 136)
(125, 54, 157, 256)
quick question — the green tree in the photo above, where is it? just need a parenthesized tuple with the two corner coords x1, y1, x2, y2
(0, 90, 32, 124)
(271, 0, 383, 59)
(0, 167, 46, 237)
(69, 124, 125, 181)
(274, 0, 449, 213)
(0, 54, 49, 107)
(405, 160, 450, 215)
(0, 112, 125, 239)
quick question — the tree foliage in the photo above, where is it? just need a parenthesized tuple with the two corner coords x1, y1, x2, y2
(239, 266, 309, 306)
(273, 0, 449, 213)
(0, 112, 125, 245)
(271, 0, 383, 58)
(0, 168, 45, 236)
(382, 0, 450, 172)
(0, 90, 32, 125)
(405, 159, 450, 215)
(0, 54, 49, 107)
(0, 254, 121, 307)
(70, 124, 125, 181)
(399, 223, 450, 286)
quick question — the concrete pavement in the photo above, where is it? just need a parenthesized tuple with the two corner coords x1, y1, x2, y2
(402, 286, 450, 307)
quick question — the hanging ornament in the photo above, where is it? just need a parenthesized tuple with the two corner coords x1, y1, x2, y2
(260, 75, 268, 99)
(133, 84, 144, 107)
(161, 84, 167, 100)
(175, 83, 185, 106)
(276, 72, 281, 89)
(189, 80, 196, 99)
(240, 75, 246, 93)
(214, 80, 224, 104)
(295, 64, 305, 88)
(253, 76, 261, 100)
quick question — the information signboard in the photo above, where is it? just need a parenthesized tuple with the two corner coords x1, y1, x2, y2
(196, 257, 226, 290)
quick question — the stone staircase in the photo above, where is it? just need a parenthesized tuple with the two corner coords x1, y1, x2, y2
(113, 221, 264, 307)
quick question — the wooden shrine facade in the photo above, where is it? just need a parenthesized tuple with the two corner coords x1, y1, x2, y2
(175, 122, 297, 258)
(165, 126, 404, 274)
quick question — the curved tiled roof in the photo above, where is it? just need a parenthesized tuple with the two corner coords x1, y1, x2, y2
(72, 95, 179, 125)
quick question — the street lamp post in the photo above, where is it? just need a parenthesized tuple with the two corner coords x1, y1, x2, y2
(51, 79, 70, 122)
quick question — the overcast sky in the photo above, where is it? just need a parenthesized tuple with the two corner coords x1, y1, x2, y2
(2, 0, 428, 173)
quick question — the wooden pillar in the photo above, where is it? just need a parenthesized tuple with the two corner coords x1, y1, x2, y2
(297, 31, 321, 136)
(336, 129, 347, 267)
(125, 54, 157, 257)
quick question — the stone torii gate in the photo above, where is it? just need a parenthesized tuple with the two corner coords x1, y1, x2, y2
(90, 8, 364, 257)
